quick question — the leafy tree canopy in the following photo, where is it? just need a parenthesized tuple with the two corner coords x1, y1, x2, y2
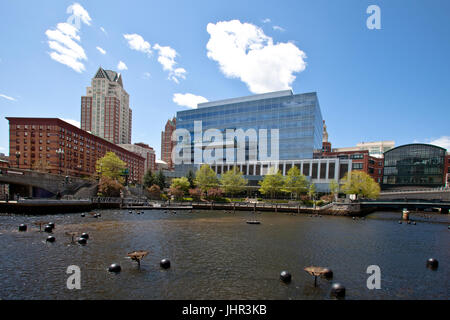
(96, 152, 126, 183)
(194, 164, 219, 193)
(220, 166, 248, 196)
(340, 171, 380, 199)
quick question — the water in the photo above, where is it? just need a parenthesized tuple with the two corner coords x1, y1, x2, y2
(0, 209, 448, 300)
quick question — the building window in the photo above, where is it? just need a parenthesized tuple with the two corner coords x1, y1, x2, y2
(352, 163, 363, 170)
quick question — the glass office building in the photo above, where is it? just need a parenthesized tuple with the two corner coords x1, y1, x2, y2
(383, 144, 446, 188)
(175, 90, 323, 163)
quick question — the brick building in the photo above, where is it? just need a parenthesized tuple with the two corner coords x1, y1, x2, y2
(161, 117, 176, 171)
(6, 117, 144, 182)
(119, 142, 156, 174)
(314, 120, 384, 183)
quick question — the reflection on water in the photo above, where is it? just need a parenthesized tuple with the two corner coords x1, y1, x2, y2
(0, 210, 448, 300)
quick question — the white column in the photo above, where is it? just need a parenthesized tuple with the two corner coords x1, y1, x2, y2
(317, 161, 321, 180)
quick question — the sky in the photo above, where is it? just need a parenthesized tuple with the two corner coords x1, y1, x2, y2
(0, 0, 449, 159)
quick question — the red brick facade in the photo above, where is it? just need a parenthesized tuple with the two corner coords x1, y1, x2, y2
(315, 149, 384, 183)
(6, 117, 144, 183)
(161, 117, 176, 171)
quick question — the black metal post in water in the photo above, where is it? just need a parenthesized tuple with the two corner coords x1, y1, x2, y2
(314, 276, 317, 287)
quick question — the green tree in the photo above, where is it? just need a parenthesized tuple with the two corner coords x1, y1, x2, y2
(220, 166, 248, 196)
(186, 169, 195, 189)
(340, 171, 380, 199)
(143, 169, 155, 188)
(171, 177, 190, 194)
(329, 179, 340, 201)
(96, 152, 126, 183)
(282, 166, 308, 199)
(154, 170, 166, 190)
(194, 164, 219, 194)
(258, 167, 284, 199)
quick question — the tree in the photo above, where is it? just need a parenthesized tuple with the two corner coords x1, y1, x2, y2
(258, 167, 284, 199)
(154, 170, 166, 190)
(282, 166, 308, 199)
(194, 164, 219, 194)
(340, 171, 380, 199)
(169, 186, 185, 201)
(98, 176, 124, 197)
(220, 166, 248, 196)
(329, 179, 340, 201)
(147, 184, 161, 200)
(308, 183, 316, 200)
(206, 188, 223, 200)
(189, 188, 203, 201)
(186, 170, 195, 189)
(171, 177, 190, 194)
(96, 152, 126, 183)
(308, 183, 317, 208)
(143, 169, 155, 188)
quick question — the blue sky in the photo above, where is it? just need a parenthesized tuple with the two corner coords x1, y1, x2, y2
(0, 0, 449, 158)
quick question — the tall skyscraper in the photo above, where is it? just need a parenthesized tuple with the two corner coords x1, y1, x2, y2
(161, 117, 176, 171)
(81, 67, 132, 144)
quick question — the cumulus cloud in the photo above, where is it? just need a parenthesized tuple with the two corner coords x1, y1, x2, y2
(100, 26, 107, 35)
(123, 33, 152, 55)
(206, 20, 307, 93)
(61, 118, 80, 128)
(173, 93, 208, 109)
(262, 18, 271, 23)
(153, 44, 187, 83)
(45, 3, 91, 73)
(96, 46, 106, 54)
(0, 94, 17, 101)
(117, 61, 128, 70)
(416, 136, 450, 150)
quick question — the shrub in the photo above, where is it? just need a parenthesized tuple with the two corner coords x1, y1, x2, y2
(98, 177, 123, 197)
(147, 184, 161, 200)
(189, 188, 203, 201)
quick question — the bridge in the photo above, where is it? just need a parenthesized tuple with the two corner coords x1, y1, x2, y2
(360, 200, 450, 212)
(0, 168, 95, 198)
(378, 187, 450, 201)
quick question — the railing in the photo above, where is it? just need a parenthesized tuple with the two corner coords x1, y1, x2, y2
(381, 186, 450, 194)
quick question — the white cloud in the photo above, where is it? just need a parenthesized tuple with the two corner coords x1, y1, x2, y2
(61, 118, 80, 128)
(100, 26, 107, 35)
(416, 136, 450, 150)
(117, 61, 128, 70)
(142, 72, 151, 79)
(262, 18, 271, 23)
(66, 2, 92, 26)
(45, 3, 91, 73)
(173, 93, 208, 109)
(96, 46, 106, 55)
(206, 20, 307, 94)
(153, 44, 187, 83)
(0, 94, 16, 101)
(123, 33, 152, 55)
(273, 25, 285, 32)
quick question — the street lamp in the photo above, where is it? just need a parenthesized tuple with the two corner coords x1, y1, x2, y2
(15, 151, 20, 168)
(56, 148, 64, 175)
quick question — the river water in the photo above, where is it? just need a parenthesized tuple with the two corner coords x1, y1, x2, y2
(0, 209, 448, 300)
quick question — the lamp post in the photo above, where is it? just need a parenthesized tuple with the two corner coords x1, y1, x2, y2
(56, 148, 64, 175)
(15, 151, 20, 168)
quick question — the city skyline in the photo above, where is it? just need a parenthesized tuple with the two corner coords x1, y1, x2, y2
(1, 1, 450, 160)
